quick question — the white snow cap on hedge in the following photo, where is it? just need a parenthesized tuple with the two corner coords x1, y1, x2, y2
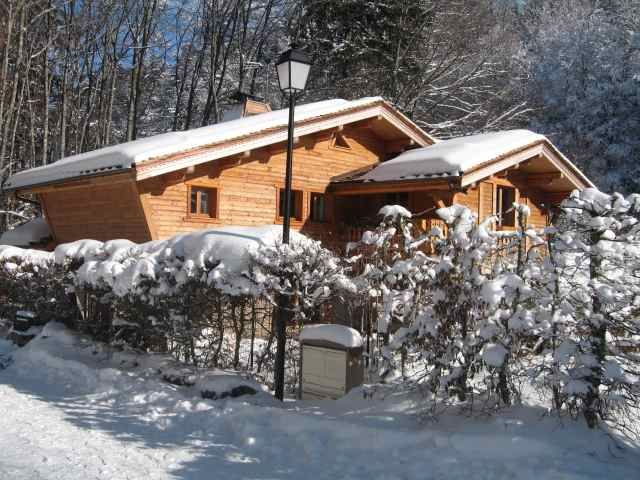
(0, 245, 53, 266)
(378, 205, 412, 220)
(50, 225, 311, 296)
(299, 324, 363, 348)
(482, 343, 508, 368)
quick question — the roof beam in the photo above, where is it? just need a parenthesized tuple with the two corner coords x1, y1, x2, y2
(329, 179, 456, 196)
(509, 171, 564, 186)
(385, 138, 416, 154)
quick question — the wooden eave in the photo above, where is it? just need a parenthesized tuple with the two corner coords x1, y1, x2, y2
(133, 100, 436, 182)
(330, 138, 594, 197)
(460, 140, 595, 191)
(329, 177, 460, 196)
(15, 170, 136, 195)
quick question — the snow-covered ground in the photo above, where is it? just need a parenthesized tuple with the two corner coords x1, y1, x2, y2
(1, 324, 639, 480)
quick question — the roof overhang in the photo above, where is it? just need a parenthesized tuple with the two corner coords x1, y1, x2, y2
(133, 100, 435, 182)
(460, 140, 594, 190)
(6, 98, 435, 193)
(331, 138, 594, 196)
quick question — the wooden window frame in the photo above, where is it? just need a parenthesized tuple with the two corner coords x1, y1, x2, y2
(309, 192, 328, 223)
(496, 185, 516, 228)
(186, 185, 220, 222)
(276, 187, 304, 223)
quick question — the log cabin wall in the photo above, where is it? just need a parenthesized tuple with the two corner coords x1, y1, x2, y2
(38, 174, 151, 243)
(453, 178, 550, 229)
(137, 127, 386, 241)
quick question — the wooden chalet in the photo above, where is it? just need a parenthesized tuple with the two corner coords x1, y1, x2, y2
(2, 96, 594, 250)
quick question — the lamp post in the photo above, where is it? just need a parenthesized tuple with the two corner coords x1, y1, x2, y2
(273, 45, 312, 401)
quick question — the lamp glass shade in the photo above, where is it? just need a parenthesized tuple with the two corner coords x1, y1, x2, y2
(276, 48, 312, 93)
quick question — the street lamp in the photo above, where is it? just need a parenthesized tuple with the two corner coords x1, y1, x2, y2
(273, 45, 312, 401)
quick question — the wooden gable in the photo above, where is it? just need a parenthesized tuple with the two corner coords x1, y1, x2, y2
(137, 125, 388, 241)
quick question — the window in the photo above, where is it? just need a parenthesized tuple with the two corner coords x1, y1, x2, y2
(310, 193, 327, 223)
(189, 186, 218, 218)
(496, 186, 516, 227)
(278, 188, 303, 221)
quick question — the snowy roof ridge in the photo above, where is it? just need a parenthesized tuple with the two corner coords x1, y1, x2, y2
(5, 97, 386, 191)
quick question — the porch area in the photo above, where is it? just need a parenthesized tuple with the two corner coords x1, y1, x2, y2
(332, 189, 449, 245)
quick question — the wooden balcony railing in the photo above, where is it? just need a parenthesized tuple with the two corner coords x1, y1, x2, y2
(341, 217, 447, 245)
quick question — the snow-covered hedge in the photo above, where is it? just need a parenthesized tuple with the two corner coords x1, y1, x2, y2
(0, 226, 347, 393)
(2, 190, 640, 432)
(345, 189, 640, 433)
(0, 246, 76, 326)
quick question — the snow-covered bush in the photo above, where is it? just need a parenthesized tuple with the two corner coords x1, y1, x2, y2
(248, 237, 350, 324)
(0, 246, 76, 326)
(2, 195, 639, 421)
(352, 202, 548, 412)
(353, 191, 640, 431)
(542, 189, 640, 431)
(344, 205, 429, 377)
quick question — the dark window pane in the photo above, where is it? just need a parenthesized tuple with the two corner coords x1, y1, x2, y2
(497, 186, 516, 227)
(311, 193, 326, 222)
(384, 192, 409, 208)
(190, 187, 216, 217)
(294, 190, 303, 219)
(190, 189, 198, 214)
(279, 188, 286, 217)
(279, 188, 303, 219)
(200, 190, 209, 214)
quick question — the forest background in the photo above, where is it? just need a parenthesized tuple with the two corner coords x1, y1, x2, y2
(0, 0, 638, 228)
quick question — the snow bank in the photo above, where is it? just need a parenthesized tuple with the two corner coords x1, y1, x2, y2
(1, 320, 639, 479)
(0, 217, 51, 247)
(299, 324, 363, 348)
(6, 97, 383, 190)
(355, 130, 545, 182)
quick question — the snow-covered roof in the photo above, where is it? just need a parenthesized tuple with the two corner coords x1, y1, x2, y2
(352, 130, 546, 183)
(0, 217, 51, 247)
(299, 324, 363, 349)
(5, 97, 385, 191)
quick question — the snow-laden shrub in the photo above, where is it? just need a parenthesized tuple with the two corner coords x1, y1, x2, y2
(354, 192, 640, 432)
(350, 202, 549, 412)
(0, 246, 76, 326)
(340, 205, 430, 378)
(248, 237, 353, 324)
(540, 189, 640, 431)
